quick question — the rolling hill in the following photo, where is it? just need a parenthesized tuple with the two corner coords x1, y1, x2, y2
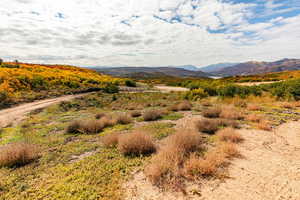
(93, 67, 210, 78)
(212, 58, 300, 76)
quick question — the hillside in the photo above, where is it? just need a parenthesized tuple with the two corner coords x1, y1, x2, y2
(200, 62, 238, 73)
(0, 62, 118, 108)
(213, 58, 300, 76)
(93, 67, 210, 78)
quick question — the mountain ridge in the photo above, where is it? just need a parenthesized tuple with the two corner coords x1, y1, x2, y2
(213, 58, 300, 76)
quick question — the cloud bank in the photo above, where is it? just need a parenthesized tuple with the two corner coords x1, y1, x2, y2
(1, 0, 300, 66)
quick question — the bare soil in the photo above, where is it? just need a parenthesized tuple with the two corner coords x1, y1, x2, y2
(124, 117, 300, 200)
(154, 86, 189, 92)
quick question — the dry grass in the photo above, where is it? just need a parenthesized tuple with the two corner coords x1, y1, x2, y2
(101, 132, 120, 148)
(67, 116, 116, 134)
(145, 130, 203, 186)
(177, 101, 192, 111)
(118, 131, 156, 156)
(115, 113, 132, 125)
(0, 142, 39, 167)
(143, 110, 163, 121)
(257, 120, 272, 131)
(183, 144, 233, 178)
(202, 107, 221, 118)
(195, 118, 219, 134)
(217, 127, 243, 143)
(247, 104, 262, 111)
(220, 106, 244, 120)
(233, 99, 247, 108)
(184, 141, 239, 178)
(218, 142, 240, 159)
(130, 110, 142, 118)
(246, 114, 262, 122)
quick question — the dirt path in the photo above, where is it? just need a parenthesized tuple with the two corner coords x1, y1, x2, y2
(124, 118, 300, 200)
(236, 81, 281, 86)
(154, 85, 189, 92)
(0, 93, 89, 128)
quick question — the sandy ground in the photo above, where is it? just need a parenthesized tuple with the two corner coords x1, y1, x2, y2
(236, 81, 281, 86)
(0, 93, 88, 128)
(124, 117, 300, 200)
(154, 86, 189, 92)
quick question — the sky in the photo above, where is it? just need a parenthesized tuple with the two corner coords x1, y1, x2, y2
(1, 0, 300, 67)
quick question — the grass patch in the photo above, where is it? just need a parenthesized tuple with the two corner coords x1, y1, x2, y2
(161, 112, 183, 121)
(138, 122, 175, 139)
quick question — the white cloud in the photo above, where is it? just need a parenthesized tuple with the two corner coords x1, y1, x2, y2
(0, 0, 299, 67)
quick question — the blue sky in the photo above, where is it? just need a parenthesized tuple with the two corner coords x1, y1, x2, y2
(0, 0, 300, 67)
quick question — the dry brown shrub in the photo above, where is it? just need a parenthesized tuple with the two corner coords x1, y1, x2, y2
(246, 114, 262, 122)
(257, 120, 272, 131)
(118, 132, 156, 156)
(247, 104, 262, 111)
(183, 151, 226, 178)
(184, 154, 217, 177)
(101, 132, 120, 148)
(145, 130, 203, 186)
(168, 104, 179, 112)
(220, 106, 244, 120)
(217, 119, 240, 128)
(95, 113, 107, 119)
(100, 116, 117, 127)
(195, 119, 219, 134)
(218, 142, 240, 159)
(202, 107, 221, 118)
(82, 119, 105, 134)
(0, 143, 39, 167)
(177, 101, 192, 111)
(115, 113, 132, 125)
(167, 130, 204, 154)
(217, 127, 243, 143)
(66, 120, 81, 134)
(145, 146, 184, 186)
(130, 110, 142, 118)
(143, 110, 163, 121)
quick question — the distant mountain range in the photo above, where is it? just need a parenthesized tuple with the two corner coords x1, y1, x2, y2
(199, 63, 239, 73)
(212, 58, 300, 76)
(90, 58, 300, 78)
(92, 67, 210, 78)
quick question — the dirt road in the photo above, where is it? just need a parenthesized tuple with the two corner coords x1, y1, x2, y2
(0, 93, 88, 128)
(154, 85, 189, 92)
(125, 117, 300, 200)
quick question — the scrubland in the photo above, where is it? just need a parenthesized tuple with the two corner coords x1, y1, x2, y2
(1, 70, 300, 199)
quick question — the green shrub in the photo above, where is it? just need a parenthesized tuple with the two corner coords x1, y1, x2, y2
(104, 84, 119, 94)
(184, 88, 208, 100)
(125, 80, 136, 87)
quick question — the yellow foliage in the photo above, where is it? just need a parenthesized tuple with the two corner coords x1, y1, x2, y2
(0, 62, 120, 106)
